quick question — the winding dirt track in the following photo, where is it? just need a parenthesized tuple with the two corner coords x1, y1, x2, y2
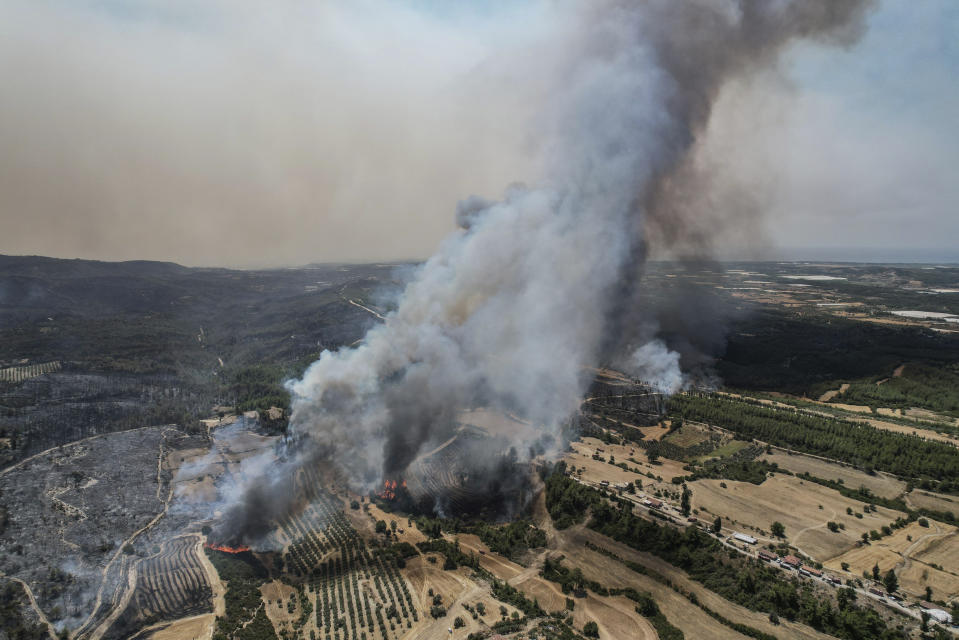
(74, 427, 184, 640)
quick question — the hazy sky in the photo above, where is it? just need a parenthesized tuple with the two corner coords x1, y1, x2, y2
(1, 0, 956, 267)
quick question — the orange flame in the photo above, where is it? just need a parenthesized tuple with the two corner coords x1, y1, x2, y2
(205, 542, 251, 554)
(377, 478, 404, 501)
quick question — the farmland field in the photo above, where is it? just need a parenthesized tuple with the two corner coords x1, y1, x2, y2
(759, 451, 907, 500)
(689, 476, 903, 561)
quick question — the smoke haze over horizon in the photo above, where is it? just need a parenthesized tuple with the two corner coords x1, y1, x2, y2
(1, 0, 957, 268)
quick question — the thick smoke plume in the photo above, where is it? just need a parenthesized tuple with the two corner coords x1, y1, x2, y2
(222, 0, 873, 542)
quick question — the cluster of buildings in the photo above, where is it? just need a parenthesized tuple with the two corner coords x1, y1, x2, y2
(755, 549, 842, 585)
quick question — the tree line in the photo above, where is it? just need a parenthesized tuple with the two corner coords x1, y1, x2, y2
(669, 394, 959, 485)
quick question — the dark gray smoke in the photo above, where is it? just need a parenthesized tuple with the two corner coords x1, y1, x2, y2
(220, 0, 874, 543)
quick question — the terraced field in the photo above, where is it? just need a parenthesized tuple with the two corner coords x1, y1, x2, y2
(0, 360, 60, 383)
(133, 536, 212, 622)
(101, 535, 213, 639)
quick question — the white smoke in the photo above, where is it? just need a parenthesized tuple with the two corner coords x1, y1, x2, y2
(628, 340, 685, 395)
(284, 0, 874, 492)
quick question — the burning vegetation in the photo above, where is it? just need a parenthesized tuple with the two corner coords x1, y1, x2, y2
(376, 479, 407, 501)
(204, 542, 252, 554)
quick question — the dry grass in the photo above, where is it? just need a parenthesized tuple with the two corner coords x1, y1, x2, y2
(261, 579, 297, 634)
(860, 418, 958, 446)
(401, 554, 518, 638)
(567, 437, 687, 483)
(690, 476, 902, 562)
(826, 522, 959, 599)
(557, 527, 836, 640)
(359, 502, 428, 546)
(905, 491, 959, 520)
(760, 452, 906, 500)
(146, 614, 215, 640)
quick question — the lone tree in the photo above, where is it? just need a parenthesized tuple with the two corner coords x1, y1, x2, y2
(646, 441, 660, 464)
(375, 520, 387, 535)
(583, 621, 599, 638)
(872, 563, 881, 581)
(883, 569, 898, 594)
(681, 484, 692, 517)
(712, 517, 722, 535)
(771, 521, 786, 538)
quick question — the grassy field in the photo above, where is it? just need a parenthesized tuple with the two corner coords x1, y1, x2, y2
(695, 440, 748, 462)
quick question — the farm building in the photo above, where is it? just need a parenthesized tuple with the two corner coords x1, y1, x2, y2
(780, 555, 801, 569)
(733, 532, 757, 545)
(644, 497, 663, 509)
(758, 550, 777, 562)
(800, 567, 822, 578)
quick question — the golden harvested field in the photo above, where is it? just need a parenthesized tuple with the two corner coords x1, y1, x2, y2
(827, 522, 959, 599)
(261, 580, 298, 634)
(860, 418, 958, 446)
(445, 529, 658, 639)
(760, 451, 906, 499)
(402, 555, 518, 638)
(905, 491, 959, 519)
(690, 476, 903, 562)
(634, 423, 670, 441)
(147, 614, 215, 640)
(455, 534, 523, 580)
(566, 437, 687, 485)
(359, 502, 428, 546)
(897, 561, 959, 602)
(557, 527, 836, 640)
